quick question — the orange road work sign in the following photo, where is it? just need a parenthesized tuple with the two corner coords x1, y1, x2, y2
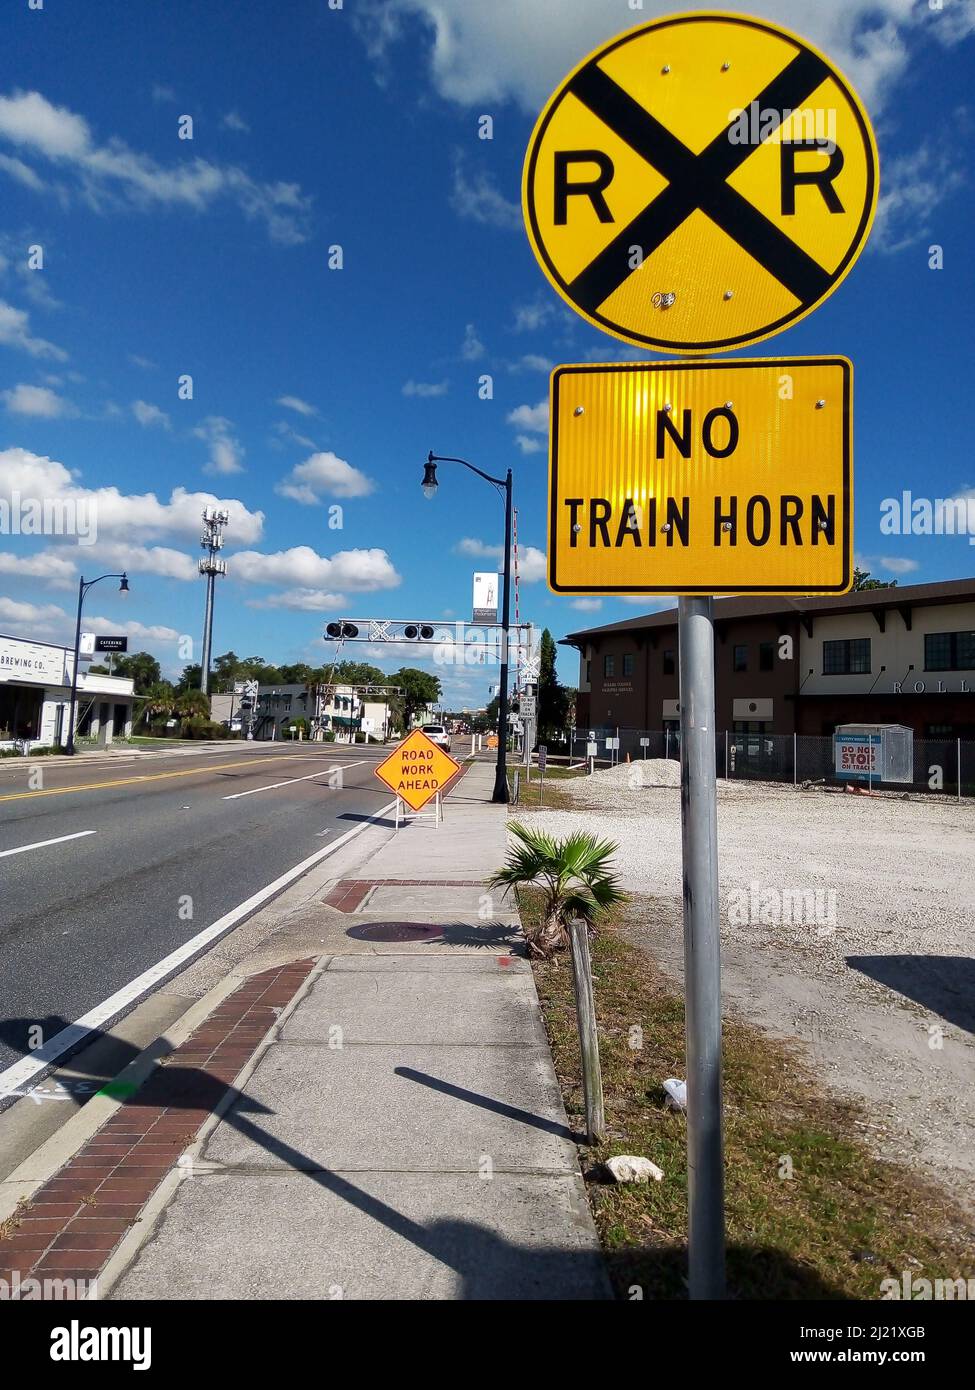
(374, 729, 462, 812)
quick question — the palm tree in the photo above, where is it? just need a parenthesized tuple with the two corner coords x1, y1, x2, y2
(490, 823, 625, 959)
(174, 689, 210, 720)
(140, 680, 175, 728)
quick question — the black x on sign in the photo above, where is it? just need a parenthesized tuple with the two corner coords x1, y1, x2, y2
(522, 13, 879, 353)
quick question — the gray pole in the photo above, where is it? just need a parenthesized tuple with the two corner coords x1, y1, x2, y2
(677, 596, 725, 1300)
(200, 569, 215, 696)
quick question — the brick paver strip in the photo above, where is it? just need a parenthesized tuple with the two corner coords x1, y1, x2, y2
(0, 958, 318, 1293)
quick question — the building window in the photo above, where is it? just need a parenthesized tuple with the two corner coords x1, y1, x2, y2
(925, 630, 975, 671)
(733, 644, 748, 672)
(603, 654, 615, 678)
(663, 649, 675, 676)
(622, 653, 635, 677)
(585, 660, 591, 684)
(823, 638, 871, 674)
(759, 641, 774, 671)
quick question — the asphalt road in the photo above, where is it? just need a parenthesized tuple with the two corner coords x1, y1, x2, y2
(0, 741, 405, 1081)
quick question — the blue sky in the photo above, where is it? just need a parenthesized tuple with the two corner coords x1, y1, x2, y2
(0, 0, 973, 703)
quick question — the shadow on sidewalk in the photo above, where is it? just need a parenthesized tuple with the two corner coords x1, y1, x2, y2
(0, 1016, 604, 1299)
(394, 1065, 581, 1143)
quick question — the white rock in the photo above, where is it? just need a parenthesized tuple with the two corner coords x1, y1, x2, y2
(604, 1155, 664, 1184)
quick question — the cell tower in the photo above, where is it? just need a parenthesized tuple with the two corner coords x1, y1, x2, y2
(199, 507, 229, 695)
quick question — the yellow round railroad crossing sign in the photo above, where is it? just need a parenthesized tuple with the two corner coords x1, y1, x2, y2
(522, 11, 879, 354)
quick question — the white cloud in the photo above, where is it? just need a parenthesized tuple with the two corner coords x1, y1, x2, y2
(85, 540, 198, 581)
(86, 616, 182, 642)
(128, 354, 156, 370)
(2, 382, 74, 417)
(276, 450, 375, 503)
(0, 549, 76, 587)
(277, 394, 317, 417)
(455, 537, 501, 559)
(512, 300, 555, 333)
(402, 379, 448, 397)
(571, 598, 602, 612)
(193, 416, 244, 475)
(515, 435, 543, 455)
(878, 556, 920, 574)
(518, 546, 547, 582)
(0, 89, 312, 245)
(0, 596, 67, 633)
(132, 399, 170, 429)
(248, 589, 348, 612)
(507, 399, 548, 433)
(0, 298, 67, 360)
(449, 154, 520, 229)
(0, 447, 265, 544)
(508, 353, 553, 372)
(232, 546, 401, 592)
(873, 132, 968, 253)
(221, 110, 250, 133)
(357, 0, 953, 119)
(455, 536, 546, 581)
(152, 85, 176, 104)
(0, 153, 45, 191)
(461, 322, 485, 360)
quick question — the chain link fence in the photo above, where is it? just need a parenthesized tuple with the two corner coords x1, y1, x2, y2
(564, 728, 975, 798)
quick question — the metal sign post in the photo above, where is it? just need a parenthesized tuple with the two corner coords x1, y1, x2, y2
(678, 597, 725, 1301)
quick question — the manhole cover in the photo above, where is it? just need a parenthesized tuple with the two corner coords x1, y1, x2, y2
(345, 922, 445, 943)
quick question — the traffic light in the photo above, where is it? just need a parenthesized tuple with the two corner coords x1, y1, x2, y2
(325, 622, 359, 639)
(403, 624, 435, 640)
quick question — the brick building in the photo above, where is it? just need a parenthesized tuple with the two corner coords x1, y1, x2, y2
(562, 578, 975, 739)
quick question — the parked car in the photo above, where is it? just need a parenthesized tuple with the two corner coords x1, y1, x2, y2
(421, 723, 452, 752)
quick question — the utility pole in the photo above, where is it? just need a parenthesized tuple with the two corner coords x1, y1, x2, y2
(199, 508, 229, 696)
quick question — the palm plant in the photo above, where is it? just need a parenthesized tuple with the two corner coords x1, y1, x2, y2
(490, 823, 625, 959)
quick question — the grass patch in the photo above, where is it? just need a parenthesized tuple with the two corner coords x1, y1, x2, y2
(523, 888, 975, 1300)
(507, 764, 585, 811)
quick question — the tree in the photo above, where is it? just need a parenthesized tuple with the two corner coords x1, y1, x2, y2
(140, 680, 175, 727)
(853, 567, 897, 591)
(538, 627, 571, 735)
(490, 824, 625, 958)
(279, 663, 315, 686)
(93, 651, 160, 694)
(386, 668, 441, 730)
(325, 660, 387, 688)
(174, 689, 210, 719)
(176, 663, 202, 694)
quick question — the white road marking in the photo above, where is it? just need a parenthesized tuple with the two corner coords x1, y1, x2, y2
(0, 830, 97, 860)
(222, 760, 366, 800)
(0, 798, 398, 1100)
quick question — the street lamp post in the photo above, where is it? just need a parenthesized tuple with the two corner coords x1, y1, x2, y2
(423, 451, 512, 804)
(65, 572, 129, 755)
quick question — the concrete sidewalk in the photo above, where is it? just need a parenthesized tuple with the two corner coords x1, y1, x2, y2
(102, 761, 610, 1300)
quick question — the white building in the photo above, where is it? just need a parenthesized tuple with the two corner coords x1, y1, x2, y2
(0, 632, 136, 752)
(252, 683, 391, 742)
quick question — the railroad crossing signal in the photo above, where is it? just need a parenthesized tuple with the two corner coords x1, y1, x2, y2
(522, 12, 879, 353)
(374, 728, 462, 813)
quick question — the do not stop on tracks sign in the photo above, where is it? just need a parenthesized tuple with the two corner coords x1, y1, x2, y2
(522, 11, 879, 354)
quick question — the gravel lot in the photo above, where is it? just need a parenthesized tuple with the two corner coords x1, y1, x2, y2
(525, 765, 975, 1209)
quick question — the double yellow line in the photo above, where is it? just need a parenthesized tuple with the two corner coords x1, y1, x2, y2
(0, 753, 307, 804)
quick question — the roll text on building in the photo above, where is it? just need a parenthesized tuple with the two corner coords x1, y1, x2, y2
(563, 578, 975, 740)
